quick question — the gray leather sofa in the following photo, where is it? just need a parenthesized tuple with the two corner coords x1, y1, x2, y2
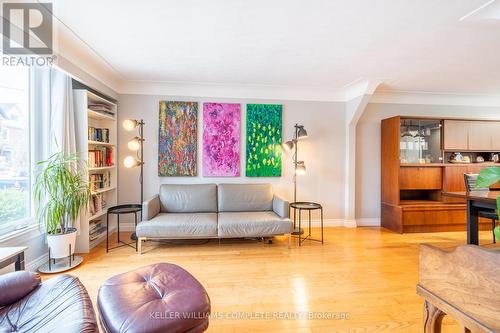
(136, 183, 292, 253)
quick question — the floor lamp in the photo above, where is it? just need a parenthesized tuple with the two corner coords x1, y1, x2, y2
(282, 123, 308, 202)
(282, 124, 308, 234)
(123, 119, 145, 241)
(123, 119, 145, 204)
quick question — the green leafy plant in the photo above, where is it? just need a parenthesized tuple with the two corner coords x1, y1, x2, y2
(476, 166, 500, 238)
(34, 152, 91, 235)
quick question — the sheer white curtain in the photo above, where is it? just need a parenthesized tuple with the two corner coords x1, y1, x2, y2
(33, 67, 81, 234)
(50, 69, 77, 157)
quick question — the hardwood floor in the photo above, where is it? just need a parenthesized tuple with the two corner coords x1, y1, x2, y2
(40, 227, 498, 332)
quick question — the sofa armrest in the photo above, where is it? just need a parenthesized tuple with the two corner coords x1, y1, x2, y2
(0, 271, 41, 307)
(273, 195, 289, 218)
(142, 195, 160, 221)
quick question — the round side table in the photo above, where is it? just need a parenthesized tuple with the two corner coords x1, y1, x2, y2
(106, 204, 142, 252)
(289, 202, 324, 246)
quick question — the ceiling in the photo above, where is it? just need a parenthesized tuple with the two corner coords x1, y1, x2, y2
(53, 0, 500, 95)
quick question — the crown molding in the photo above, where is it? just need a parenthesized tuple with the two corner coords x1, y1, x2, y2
(51, 18, 122, 95)
(371, 90, 500, 107)
(117, 80, 346, 102)
(52, 23, 500, 107)
(343, 78, 384, 101)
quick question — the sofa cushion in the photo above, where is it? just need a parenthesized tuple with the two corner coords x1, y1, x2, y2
(136, 213, 218, 238)
(159, 184, 217, 213)
(218, 212, 292, 237)
(218, 183, 273, 212)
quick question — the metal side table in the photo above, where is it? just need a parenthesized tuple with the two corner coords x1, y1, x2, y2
(106, 204, 142, 252)
(289, 202, 324, 246)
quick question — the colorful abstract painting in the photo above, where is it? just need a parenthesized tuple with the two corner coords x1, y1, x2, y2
(158, 101, 198, 176)
(246, 104, 282, 177)
(202, 103, 241, 177)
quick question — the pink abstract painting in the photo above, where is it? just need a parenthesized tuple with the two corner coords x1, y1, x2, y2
(203, 103, 241, 177)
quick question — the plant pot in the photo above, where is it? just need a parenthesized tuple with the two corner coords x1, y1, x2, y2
(47, 227, 77, 259)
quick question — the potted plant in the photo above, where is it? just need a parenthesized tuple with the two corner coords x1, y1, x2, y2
(476, 166, 500, 240)
(34, 151, 91, 259)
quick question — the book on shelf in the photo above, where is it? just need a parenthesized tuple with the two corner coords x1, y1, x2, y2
(89, 194, 107, 216)
(88, 103, 114, 117)
(90, 226, 107, 241)
(88, 127, 110, 143)
(89, 220, 102, 234)
(89, 172, 111, 191)
(88, 147, 113, 168)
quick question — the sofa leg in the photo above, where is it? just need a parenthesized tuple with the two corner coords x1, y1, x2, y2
(138, 237, 145, 254)
(288, 233, 292, 249)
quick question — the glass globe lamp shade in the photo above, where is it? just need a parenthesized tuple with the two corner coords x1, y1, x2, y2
(123, 119, 138, 131)
(124, 156, 139, 168)
(295, 161, 306, 175)
(127, 137, 141, 151)
(282, 140, 295, 152)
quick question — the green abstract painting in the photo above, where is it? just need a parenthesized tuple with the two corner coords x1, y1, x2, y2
(246, 104, 282, 177)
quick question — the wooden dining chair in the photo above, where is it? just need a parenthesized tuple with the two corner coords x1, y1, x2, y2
(464, 173, 498, 243)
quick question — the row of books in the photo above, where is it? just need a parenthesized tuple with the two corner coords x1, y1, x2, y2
(88, 147, 113, 168)
(89, 172, 111, 192)
(89, 194, 107, 216)
(89, 103, 115, 118)
(88, 127, 110, 143)
(89, 220, 106, 241)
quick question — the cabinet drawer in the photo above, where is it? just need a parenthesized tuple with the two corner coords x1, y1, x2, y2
(403, 209, 466, 226)
(399, 167, 442, 190)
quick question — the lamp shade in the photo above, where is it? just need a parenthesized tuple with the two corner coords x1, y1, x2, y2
(123, 119, 138, 131)
(297, 126, 308, 139)
(127, 137, 141, 151)
(282, 140, 295, 152)
(124, 156, 141, 168)
(296, 161, 306, 175)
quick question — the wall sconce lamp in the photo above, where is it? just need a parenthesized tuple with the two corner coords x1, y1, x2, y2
(123, 119, 145, 204)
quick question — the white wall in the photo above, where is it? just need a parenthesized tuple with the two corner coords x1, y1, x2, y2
(117, 94, 346, 221)
(355, 102, 500, 224)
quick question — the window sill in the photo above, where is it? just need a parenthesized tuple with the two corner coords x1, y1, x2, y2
(0, 223, 41, 244)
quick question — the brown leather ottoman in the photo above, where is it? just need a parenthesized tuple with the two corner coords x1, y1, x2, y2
(97, 263, 210, 333)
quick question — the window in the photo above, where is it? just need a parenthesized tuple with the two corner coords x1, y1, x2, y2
(0, 66, 31, 236)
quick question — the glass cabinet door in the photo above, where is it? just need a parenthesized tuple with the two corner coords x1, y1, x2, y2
(400, 119, 442, 164)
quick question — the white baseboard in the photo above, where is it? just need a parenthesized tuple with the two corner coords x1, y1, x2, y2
(343, 219, 358, 228)
(26, 252, 49, 272)
(357, 218, 381, 226)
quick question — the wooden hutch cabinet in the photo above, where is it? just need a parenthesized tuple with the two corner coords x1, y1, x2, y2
(381, 116, 500, 233)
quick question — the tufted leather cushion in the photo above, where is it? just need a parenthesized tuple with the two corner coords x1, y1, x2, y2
(98, 263, 210, 333)
(0, 274, 98, 332)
